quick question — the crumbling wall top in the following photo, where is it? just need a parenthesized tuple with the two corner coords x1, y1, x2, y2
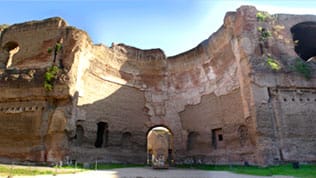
(2, 17, 67, 33)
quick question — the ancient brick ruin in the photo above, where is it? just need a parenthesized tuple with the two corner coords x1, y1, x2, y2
(0, 6, 315, 166)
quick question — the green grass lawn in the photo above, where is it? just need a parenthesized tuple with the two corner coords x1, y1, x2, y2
(0, 163, 143, 176)
(0, 165, 53, 176)
(0, 164, 81, 176)
(177, 164, 316, 178)
(0, 163, 315, 177)
(73, 163, 316, 178)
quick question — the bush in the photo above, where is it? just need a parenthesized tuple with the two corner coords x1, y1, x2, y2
(267, 57, 281, 70)
(256, 12, 270, 22)
(294, 58, 312, 79)
(44, 65, 60, 91)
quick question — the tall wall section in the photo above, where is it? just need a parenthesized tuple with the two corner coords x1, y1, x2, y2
(236, 8, 316, 164)
(0, 5, 315, 166)
(0, 17, 95, 162)
(68, 7, 258, 165)
(70, 6, 316, 165)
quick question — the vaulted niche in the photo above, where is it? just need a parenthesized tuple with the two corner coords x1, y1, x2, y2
(3, 41, 20, 68)
(291, 21, 316, 61)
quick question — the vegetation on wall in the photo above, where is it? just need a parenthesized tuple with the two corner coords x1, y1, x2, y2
(257, 27, 272, 42)
(266, 57, 281, 71)
(256, 11, 272, 43)
(256, 11, 278, 71)
(44, 65, 60, 91)
(44, 42, 63, 91)
(47, 42, 62, 63)
(256, 11, 271, 22)
(294, 58, 312, 79)
(256, 11, 313, 79)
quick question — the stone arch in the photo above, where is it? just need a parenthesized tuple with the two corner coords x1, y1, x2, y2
(147, 126, 173, 167)
(94, 122, 108, 148)
(2, 41, 20, 68)
(187, 131, 199, 151)
(291, 21, 316, 61)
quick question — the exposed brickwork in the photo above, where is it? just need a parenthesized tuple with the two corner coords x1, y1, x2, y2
(0, 6, 315, 166)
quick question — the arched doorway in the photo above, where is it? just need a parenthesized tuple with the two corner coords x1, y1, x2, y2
(147, 126, 173, 168)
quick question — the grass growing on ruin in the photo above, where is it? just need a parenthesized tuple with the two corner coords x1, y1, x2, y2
(294, 59, 312, 80)
(177, 163, 316, 178)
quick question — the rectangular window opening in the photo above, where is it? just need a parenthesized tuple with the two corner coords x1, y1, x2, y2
(212, 128, 223, 149)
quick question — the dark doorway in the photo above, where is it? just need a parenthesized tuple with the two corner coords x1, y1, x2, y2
(212, 128, 223, 149)
(291, 21, 316, 61)
(75, 125, 84, 146)
(95, 122, 108, 148)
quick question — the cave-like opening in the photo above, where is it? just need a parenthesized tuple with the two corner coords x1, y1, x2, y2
(291, 21, 316, 61)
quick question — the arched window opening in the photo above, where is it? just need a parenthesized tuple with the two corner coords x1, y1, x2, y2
(3, 41, 19, 68)
(94, 122, 108, 148)
(291, 21, 316, 61)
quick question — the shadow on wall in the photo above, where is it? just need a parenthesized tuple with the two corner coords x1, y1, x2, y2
(47, 18, 316, 165)
(68, 51, 162, 164)
(70, 84, 150, 163)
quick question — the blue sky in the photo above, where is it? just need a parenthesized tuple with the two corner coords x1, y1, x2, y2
(1, 0, 316, 56)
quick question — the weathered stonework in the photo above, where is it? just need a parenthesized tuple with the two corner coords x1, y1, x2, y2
(0, 6, 315, 166)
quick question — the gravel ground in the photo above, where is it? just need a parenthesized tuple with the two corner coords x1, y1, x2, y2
(11, 167, 293, 178)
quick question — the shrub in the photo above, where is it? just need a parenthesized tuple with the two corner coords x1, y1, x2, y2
(294, 58, 312, 79)
(44, 65, 60, 91)
(256, 12, 270, 22)
(267, 57, 281, 70)
(258, 27, 272, 42)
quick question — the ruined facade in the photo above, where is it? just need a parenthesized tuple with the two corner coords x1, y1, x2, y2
(0, 6, 315, 166)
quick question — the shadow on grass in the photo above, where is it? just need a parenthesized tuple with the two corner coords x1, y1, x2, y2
(176, 164, 316, 178)
(62, 163, 144, 170)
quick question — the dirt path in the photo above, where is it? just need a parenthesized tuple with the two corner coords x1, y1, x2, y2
(11, 167, 293, 178)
